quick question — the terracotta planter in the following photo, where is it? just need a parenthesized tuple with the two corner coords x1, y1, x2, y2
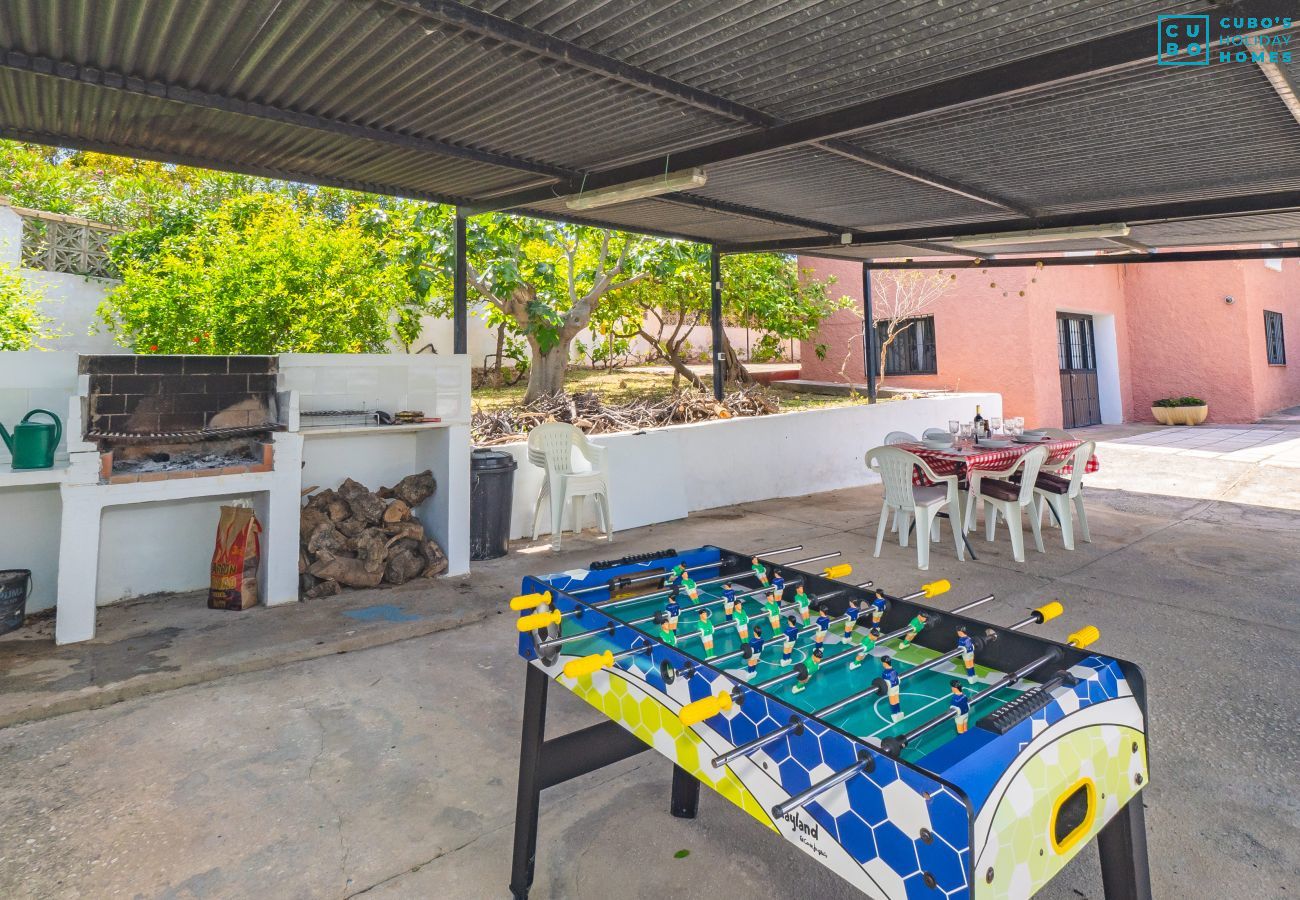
(1151, 404, 1208, 426)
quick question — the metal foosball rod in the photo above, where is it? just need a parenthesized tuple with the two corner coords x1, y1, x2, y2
(710, 582, 967, 769)
(593, 551, 844, 611)
(881, 600, 1065, 684)
(771, 752, 875, 819)
(879, 625, 1098, 757)
(568, 545, 806, 596)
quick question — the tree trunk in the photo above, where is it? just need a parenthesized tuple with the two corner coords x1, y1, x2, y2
(722, 332, 754, 386)
(523, 335, 573, 403)
(492, 322, 506, 377)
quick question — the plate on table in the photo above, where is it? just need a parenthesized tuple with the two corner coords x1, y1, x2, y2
(976, 438, 1013, 449)
(1014, 432, 1049, 443)
(922, 438, 954, 450)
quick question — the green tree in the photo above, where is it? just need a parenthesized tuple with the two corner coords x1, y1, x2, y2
(99, 194, 426, 353)
(0, 264, 57, 350)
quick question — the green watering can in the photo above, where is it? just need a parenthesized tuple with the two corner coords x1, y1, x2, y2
(1, 409, 62, 470)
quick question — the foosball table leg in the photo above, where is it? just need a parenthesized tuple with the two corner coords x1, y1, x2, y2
(670, 765, 700, 819)
(1097, 797, 1153, 900)
(509, 664, 550, 900)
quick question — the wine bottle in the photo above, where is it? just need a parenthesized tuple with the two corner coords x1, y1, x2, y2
(974, 405, 985, 437)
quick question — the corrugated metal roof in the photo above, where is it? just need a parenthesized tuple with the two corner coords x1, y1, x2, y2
(1, 0, 1298, 255)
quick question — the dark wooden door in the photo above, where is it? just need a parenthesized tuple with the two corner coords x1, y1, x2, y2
(1058, 313, 1100, 428)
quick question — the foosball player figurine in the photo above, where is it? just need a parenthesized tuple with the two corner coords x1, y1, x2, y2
(870, 589, 889, 629)
(794, 585, 812, 623)
(791, 646, 824, 694)
(722, 583, 737, 621)
(782, 615, 801, 667)
(897, 610, 930, 649)
(814, 604, 832, 646)
(955, 626, 976, 683)
(772, 573, 785, 603)
(698, 608, 716, 657)
(764, 592, 783, 630)
(654, 611, 678, 647)
(742, 626, 764, 678)
(843, 598, 862, 639)
(750, 557, 769, 586)
(680, 573, 700, 603)
(949, 680, 971, 734)
(664, 591, 681, 632)
(734, 601, 751, 640)
(668, 562, 687, 584)
(881, 655, 903, 722)
(848, 627, 882, 670)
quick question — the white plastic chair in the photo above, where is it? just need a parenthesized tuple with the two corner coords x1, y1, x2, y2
(922, 428, 952, 441)
(1036, 428, 1075, 473)
(964, 445, 1048, 563)
(528, 423, 613, 550)
(867, 445, 965, 571)
(884, 430, 916, 445)
(1034, 440, 1095, 550)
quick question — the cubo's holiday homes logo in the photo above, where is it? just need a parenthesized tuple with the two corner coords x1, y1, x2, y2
(1158, 13, 1293, 66)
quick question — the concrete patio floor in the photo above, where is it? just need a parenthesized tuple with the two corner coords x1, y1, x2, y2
(1, 483, 1298, 899)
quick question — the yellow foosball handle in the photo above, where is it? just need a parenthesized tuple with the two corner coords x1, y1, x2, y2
(563, 650, 613, 679)
(516, 609, 562, 632)
(509, 590, 552, 611)
(679, 691, 734, 726)
(1067, 625, 1100, 649)
(1035, 601, 1064, 623)
(822, 563, 853, 579)
(922, 579, 951, 598)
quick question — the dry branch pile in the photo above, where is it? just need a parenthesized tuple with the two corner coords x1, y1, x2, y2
(299, 470, 448, 598)
(471, 386, 780, 445)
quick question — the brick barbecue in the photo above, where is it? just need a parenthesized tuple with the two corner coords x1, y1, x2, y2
(79, 355, 284, 483)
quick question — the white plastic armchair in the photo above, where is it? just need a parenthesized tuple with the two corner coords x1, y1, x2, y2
(921, 428, 952, 441)
(866, 445, 965, 570)
(527, 422, 613, 550)
(1034, 440, 1095, 550)
(1036, 428, 1075, 473)
(884, 430, 917, 445)
(965, 445, 1048, 563)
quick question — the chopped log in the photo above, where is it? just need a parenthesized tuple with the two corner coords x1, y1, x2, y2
(307, 522, 349, 556)
(305, 487, 341, 512)
(347, 492, 385, 524)
(336, 517, 367, 539)
(326, 498, 351, 522)
(388, 537, 423, 556)
(355, 528, 389, 572)
(382, 498, 411, 524)
(385, 546, 425, 585)
(376, 486, 395, 500)
(304, 578, 342, 600)
(301, 505, 330, 540)
(308, 555, 383, 588)
(420, 540, 449, 577)
(391, 470, 436, 507)
(384, 520, 426, 546)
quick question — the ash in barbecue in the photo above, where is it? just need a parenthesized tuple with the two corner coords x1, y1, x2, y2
(113, 448, 257, 474)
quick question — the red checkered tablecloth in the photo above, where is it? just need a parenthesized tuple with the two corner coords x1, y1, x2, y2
(900, 439, 1099, 485)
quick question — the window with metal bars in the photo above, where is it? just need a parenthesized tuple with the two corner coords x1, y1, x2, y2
(875, 316, 937, 375)
(1265, 310, 1286, 365)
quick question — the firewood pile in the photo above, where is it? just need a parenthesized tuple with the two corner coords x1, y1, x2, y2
(471, 386, 780, 446)
(299, 470, 447, 599)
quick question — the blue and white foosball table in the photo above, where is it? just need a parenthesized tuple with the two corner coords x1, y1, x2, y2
(508, 545, 1152, 900)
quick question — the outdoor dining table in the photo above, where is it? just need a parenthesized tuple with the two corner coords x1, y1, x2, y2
(901, 437, 1100, 487)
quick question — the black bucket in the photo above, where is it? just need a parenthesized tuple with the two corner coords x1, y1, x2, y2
(470, 448, 518, 561)
(0, 569, 32, 636)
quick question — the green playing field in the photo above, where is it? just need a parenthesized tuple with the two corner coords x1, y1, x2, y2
(558, 580, 1030, 761)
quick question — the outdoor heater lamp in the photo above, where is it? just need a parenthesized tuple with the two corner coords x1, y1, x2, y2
(946, 223, 1131, 249)
(565, 167, 708, 210)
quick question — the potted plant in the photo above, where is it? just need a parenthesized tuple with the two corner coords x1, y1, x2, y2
(1151, 396, 1208, 426)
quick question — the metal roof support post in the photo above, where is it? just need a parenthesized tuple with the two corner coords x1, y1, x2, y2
(862, 263, 877, 404)
(453, 208, 468, 356)
(711, 247, 724, 401)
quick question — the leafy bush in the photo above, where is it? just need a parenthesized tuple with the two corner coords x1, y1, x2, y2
(1152, 396, 1206, 407)
(0, 265, 58, 350)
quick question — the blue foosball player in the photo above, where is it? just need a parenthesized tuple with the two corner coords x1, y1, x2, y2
(792, 646, 824, 694)
(950, 680, 971, 734)
(665, 592, 681, 632)
(772, 573, 785, 604)
(956, 626, 976, 682)
(881, 655, 902, 722)
(750, 557, 769, 587)
(814, 604, 831, 646)
(741, 626, 764, 679)
(722, 583, 737, 621)
(848, 627, 882, 670)
(870, 589, 888, 629)
(781, 616, 800, 667)
(843, 598, 863, 640)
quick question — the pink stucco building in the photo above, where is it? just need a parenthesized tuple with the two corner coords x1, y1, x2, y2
(799, 255, 1300, 427)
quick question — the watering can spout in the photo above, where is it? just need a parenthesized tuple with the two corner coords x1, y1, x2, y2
(0, 423, 11, 454)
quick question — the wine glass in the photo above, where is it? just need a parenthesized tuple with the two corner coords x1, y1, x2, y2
(989, 416, 1003, 436)
(948, 420, 960, 439)
(959, 422, 974, 443)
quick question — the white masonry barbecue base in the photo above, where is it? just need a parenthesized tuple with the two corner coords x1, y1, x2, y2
(53, 432, 304, 645)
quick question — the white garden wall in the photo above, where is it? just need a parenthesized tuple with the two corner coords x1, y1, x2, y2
(496, 392, 1002, 540)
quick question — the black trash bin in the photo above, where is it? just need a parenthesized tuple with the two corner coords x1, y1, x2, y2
(470, 448, 518, 561)
(0, 569, 32, 636)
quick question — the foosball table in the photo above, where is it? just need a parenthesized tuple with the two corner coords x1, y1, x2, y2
(509, 545, 1152, 900)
